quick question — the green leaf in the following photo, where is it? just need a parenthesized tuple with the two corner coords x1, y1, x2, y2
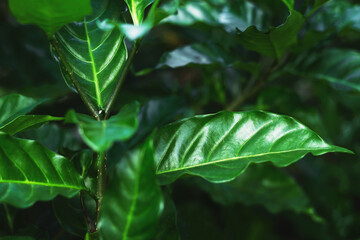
(154, 111, 352, 184)
(99, 138, 164, 240)
(0, 94, 46, 127)
(0, 132, 85, 208)
(53, 0, 127, 109)
(0, 115, 63, 136)
(237, 10, 304, 59)
(289, 48, 360, 92)
(9, 0, 92, 37)
(124, 0, 154, 25)
(85, 232, 99, 240)
(196, 164, 313, 214)
(65, 102, 139, 152)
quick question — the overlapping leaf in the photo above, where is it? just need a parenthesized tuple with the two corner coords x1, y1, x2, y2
(65, 102, 139, 152)
(154, 111, 351, 184)
(0, 94, 61, 136)
(9, 0, 92, 37)
(99, 138, 163, 240)
(54, 0, 127, 109)
(0, 132, 85, 208)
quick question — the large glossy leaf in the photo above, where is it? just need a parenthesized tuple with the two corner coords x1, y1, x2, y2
(99, 138, 163, 240)
(54, 0, 127, 109)
(154, 111, 351, 184)
(0, 132, 85, 208)
(196, 164, 314, 215)
(65, 102, 139, 152)
(9, 0, 92, 37)
(124, 0, 154, 25)
(0, 115, 63, 136)
(289, 48, 360, 92)
(0, 94, 46, 127)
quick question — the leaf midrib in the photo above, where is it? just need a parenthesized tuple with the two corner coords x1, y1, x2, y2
(84, 17, 102, 108)
(0, 180, 84, 190)
(156, 147, 339, 174)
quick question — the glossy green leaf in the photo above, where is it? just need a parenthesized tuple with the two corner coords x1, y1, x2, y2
(65, 102, 139, 152)
(0, 132, 85, 208)
(99, 138, 164, 240)
(156, 43, 232, 69)
(0, 115, 63, 136)
(154, 111, 352, 184)
(9, 0, 92, 37)
(85, 232, 99, 240)
(0, 94, 46, 127)
(289, 48, 360, 92)
(237, 10, 304, 59)
(196, 164, 313, 214)
(124, 0, 154, 25)
(53, 0, 127, 109)
(162, 1, 265, 33)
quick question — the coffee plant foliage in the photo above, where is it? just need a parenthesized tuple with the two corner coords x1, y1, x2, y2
(0, 0, 359, 239)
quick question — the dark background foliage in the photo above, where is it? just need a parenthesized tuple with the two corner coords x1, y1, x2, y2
(1, 0, 360, 239)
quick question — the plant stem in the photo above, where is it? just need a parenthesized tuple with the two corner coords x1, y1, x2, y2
(95, 151, 106, 230)
(50, 39, 100, 120)
(226, 55, 288, 111)
(104, 39, 141, 119)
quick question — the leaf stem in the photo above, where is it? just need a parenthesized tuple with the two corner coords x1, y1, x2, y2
(104, 39, 141, 119)
(50, 39, 100, 120)
(95, 151, 106, 230)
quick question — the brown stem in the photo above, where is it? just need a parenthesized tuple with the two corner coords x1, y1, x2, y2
(95, 152, 106, 230)
(226, 55, 288, 111)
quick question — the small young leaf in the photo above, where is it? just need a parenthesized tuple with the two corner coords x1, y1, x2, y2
(0, 132, 85, 208)
(154, 111, 352, 184)
(9, 0, 92, 37)
(99, 138, 164, 240)
(65, 102, 139, 152)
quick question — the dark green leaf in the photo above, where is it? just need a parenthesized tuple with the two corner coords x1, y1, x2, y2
(53, 0, 127, 109)
(9, 0, 92, 37)
(0, 132, 85, 208)
(237, 11, 304, 59)
(0, 115, 63, 136)
(65, 102, 139, 152)
(99, 138, 164, 240)
(0, 94, 46, 127)
(196, 164, 313, 214)
(154, 111, 352, 184)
